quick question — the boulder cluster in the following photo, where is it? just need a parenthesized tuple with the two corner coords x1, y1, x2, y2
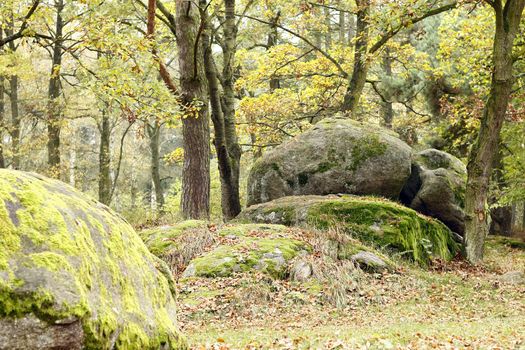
(247, 117, 467, 237)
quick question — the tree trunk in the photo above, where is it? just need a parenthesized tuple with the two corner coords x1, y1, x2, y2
(220, 0, 242, 219)
(47, 0, 65, 176)
(8, 75, 20, 169)
(148, 120, 164, 210)
(381, 49, 394, 128)
(324, 6, 332, 50)
(98, 108, 111, 205)
(268, 12, 281, 90)
(341, 0, 370, 113)
(347, 11, 355, 49)
(5, 22, 20, 169)
(175, 0, 210, 219)
(489, 142, 512, 236)
(202, 0, 242, 220)
(339, 3, 345, 44)
(69, 148, 76, 187)
(522, 202, 525, 231)
(464, 0, 525, 264)
(0, 68, 5, 169)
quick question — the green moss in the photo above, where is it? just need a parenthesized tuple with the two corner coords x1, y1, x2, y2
(240, 195, 459, 266)
(0, 170, 187, 349)
(317, 162, 337, 173)
(309, 198, 457, 265)
(188, 237, 309, 279)
(487, 236, 525, 250)
(347, 135, 388, 171)
(140, 220, 208, 257)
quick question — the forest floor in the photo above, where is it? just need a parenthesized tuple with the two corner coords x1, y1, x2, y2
(177, 236, 525, 350)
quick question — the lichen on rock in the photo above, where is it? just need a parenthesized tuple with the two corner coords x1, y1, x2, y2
(0, 169, 187, 349)
(247, 117, 412, 206)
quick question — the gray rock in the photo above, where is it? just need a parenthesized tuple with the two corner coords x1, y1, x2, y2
(351, 251, 388, 272)
(247, 117, 412, 205)
(290, 260, 313, 281)
(182, 263, 197, 278)
(498, 271, 525, 285)
(0, 315, 83, 350)
(401, 149, 467, 235)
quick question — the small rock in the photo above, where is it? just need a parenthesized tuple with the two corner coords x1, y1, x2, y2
(290, 260, 313, 281)
(351, 251, 388, 272)
(182, 263, 196, 278)
(498, 271, 525, 285)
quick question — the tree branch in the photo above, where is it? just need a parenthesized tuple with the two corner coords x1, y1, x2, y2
(237, 13, 349, 78)
(369, 1, 457, 54)
(0, 0, 42, 47)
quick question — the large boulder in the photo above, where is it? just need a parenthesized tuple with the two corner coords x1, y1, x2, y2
(238, 195, 459, 265)
(400, 149, 467, 236)
(0, 170, 186, 349)
(247, 117, 412, 206)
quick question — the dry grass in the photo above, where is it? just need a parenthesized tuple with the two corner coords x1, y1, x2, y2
(177, 234, 525, 349)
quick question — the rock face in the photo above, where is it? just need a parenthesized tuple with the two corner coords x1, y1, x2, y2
(247, 118, 412, 206)
(238, 195, 459, 265)
(0, 170, 186, 350)
(401, 149, 467, 236)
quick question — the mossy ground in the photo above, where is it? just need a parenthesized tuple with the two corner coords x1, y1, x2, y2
(141, 222, 311, 279)
(179, 236, 525, 349)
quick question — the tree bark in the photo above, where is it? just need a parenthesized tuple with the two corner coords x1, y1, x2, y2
(341, 0, 370, 113)
(268, 12, 281, 90)
(47, 0, 65, 176)
(339, 2, 345, 44)
(148, 120, 165, 210)
(381, 49, 394, 128)
(4, 21, 21, 169)
(175, 0, 210, 219)
(0, 64, 5, 169)
(464, 0, 525, 264)
(98, 108, 112, 205)
(489, 143, 512, 236)
(324, 6, 332, 50)
(8, 75, 20, 169)
(347, 11, 355, 46)
(201, 0, 242, 220)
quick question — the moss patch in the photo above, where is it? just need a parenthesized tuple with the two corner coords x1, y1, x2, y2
(0, 169, 186, 349)
(347, 135, 388, 171)
(238, 195, 459, 266)
(140, 220, 208, 256)
(186, 237, 309, 279)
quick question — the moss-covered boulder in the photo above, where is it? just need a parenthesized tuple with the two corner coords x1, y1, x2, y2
(238, 195, 459, 265)
(247, 117, 412, 206)
(0, 170, 186, 349)
(140, 220, 209, 257)
(400, 149, 467, 236)
(141, 223, 310, 279)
